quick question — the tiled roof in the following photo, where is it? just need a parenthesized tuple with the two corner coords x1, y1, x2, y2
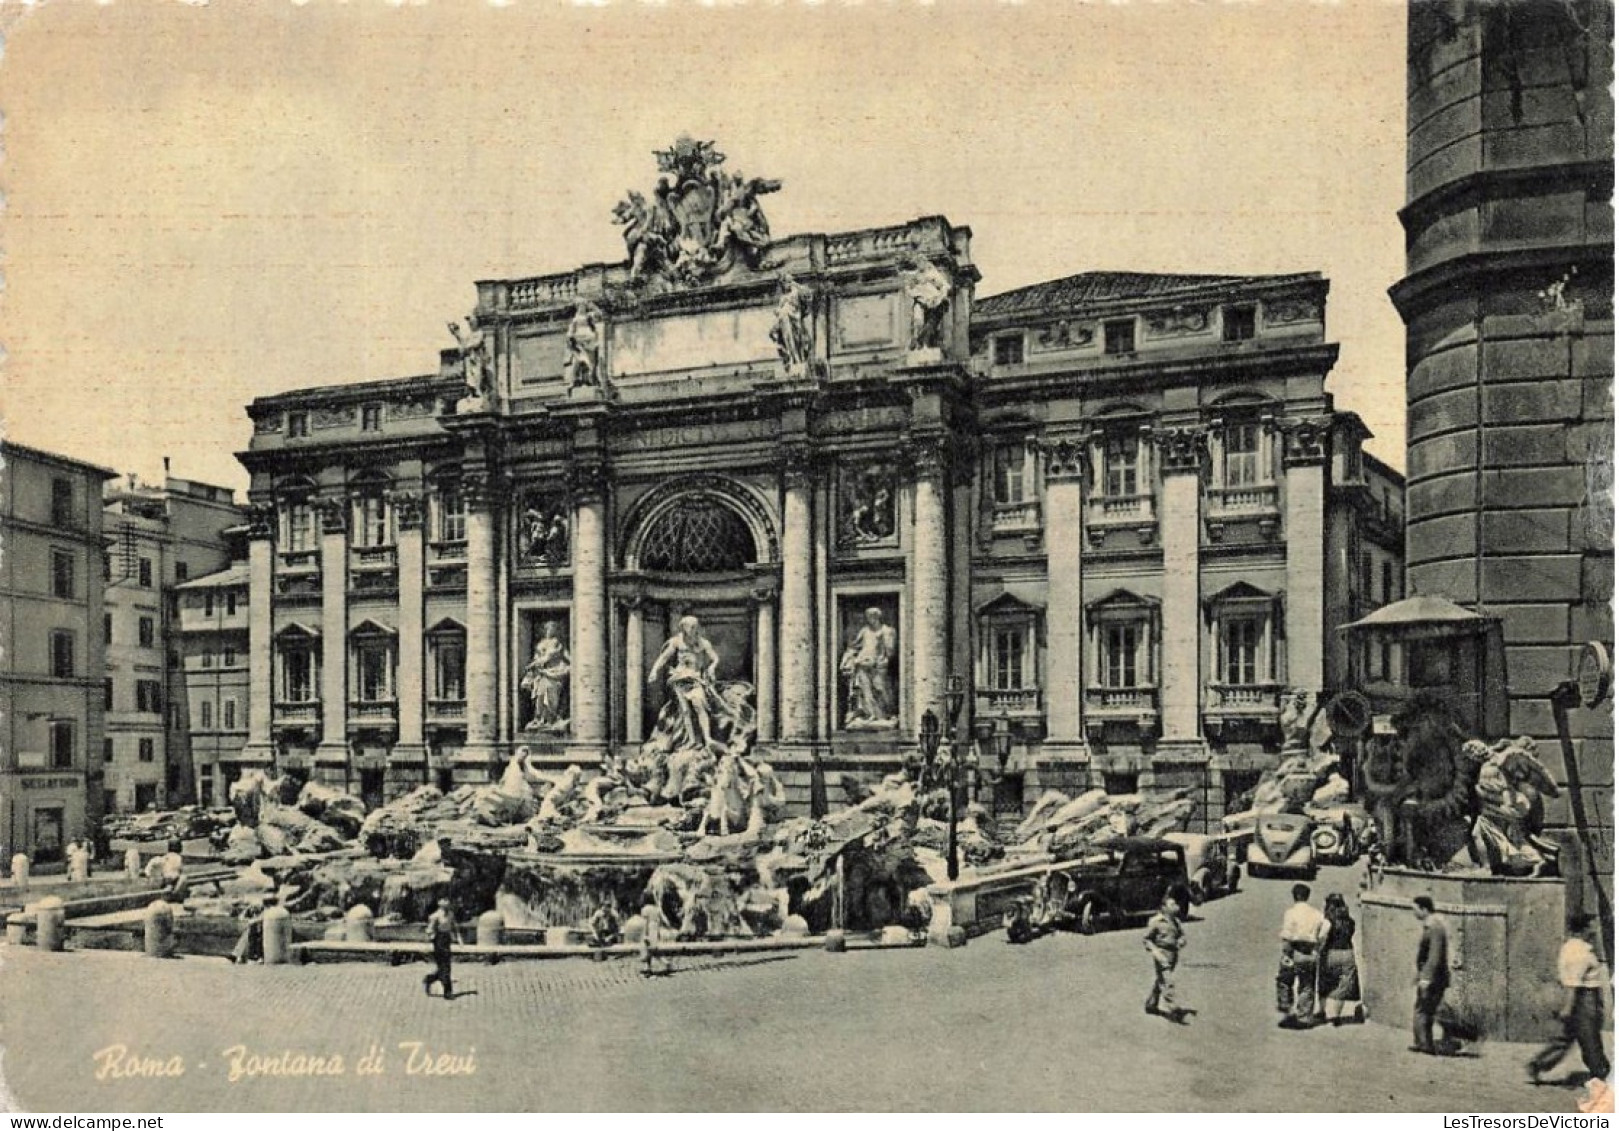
(175, 563, 249, 590)
(974, 270, 1321, 320)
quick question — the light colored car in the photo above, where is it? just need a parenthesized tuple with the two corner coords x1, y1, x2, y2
(1164, 831, 1243, 903)
(1247, 812, 1316, 879)
(1308, 805, 1371, 866)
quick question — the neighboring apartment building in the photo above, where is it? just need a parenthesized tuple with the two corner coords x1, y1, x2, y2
(0, 443, 115, 861)
(102, 474, 243, 813)
(175, 529, 251, 807)
(234, 177, 1404, 830)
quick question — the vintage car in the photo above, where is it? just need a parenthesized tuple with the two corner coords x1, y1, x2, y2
(1308, 806, 1372, 866)
(1041, 836, 1191, 934)
(1164, 831, 1243, 903)
(1247, 812, 1317, 879)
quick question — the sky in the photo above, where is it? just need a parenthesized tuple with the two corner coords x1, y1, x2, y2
(0, 0, 1410, 495)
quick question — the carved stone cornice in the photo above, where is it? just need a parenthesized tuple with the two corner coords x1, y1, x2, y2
(462, 470, 508, 511)
(1281, 416, 1332, 467)
(750, 581, 781, 606)
(246, 504, 276, 541)
(780, 442, 819, 490)
(391, 491, 424, 531)
(906, 434, 950, 483)
(1044, 437, 1088, 484)
(567, 460, 611, 506)
(315, 498, 348, 535)
(1154, 426, 1207, 476)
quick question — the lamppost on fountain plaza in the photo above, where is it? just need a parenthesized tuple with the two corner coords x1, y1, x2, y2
(975, 709, 1015, 802)
(918, 676, 971, 881)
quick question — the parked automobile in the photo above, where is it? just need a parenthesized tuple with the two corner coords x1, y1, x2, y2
(1042, 836, 1190, 934)
(1308, 806, 1370, 866)
(1247, 813, 1317, 879)
(1164, 831, 1243, 903)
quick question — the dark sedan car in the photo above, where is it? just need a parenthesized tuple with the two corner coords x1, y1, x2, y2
(1041, 836, 1191, 935)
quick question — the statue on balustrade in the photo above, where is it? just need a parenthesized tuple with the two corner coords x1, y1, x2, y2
(900, 255, 951, 352)
(642, 616, 757, 802)
(564, 303, 605, 388)
(840, 607, 899, 730)
(521, 621, 571, 733)
(769, 275, 813, 374)
(448, 315, 495, 403)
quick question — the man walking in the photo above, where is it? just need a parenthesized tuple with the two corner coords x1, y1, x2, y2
(423, 899, 457, 999)
(1143, 891, 1188, 1022)
(1278, 883, 1325, 1028)
(1411, 895, 1451, 1054)
(1529, 912, 1611, 1084)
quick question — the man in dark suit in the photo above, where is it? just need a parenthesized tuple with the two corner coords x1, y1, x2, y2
(1411, 895, 1451, 1054)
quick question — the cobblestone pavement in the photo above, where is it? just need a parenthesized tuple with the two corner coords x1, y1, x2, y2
(0, 865, 1604, 1112)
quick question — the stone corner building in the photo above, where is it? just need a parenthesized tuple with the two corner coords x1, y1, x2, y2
(236, 142, 1401, 827)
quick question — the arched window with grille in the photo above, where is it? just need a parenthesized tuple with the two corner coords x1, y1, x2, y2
(638, 498, 756, 573)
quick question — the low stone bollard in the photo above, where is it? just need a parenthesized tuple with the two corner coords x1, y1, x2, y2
(143, 900, 176, 958)
(878, 925, 912, 947)
(621, 914, 647, 945)
(34, 897, 65, 953)
(11, 854, 30, 887)
(476, 910, 504, 948)
(344, 904, 375, 943)
(6, 914, 27, 946)
(824, 929, 847, 953)
(779, 915, 810, 939)
(544, 926, 578, 948)
(262, 905, 292, 966)
(124, 848, 143, 880)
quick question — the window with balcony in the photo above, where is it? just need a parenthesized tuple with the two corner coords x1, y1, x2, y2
(430, 630, 467, 702)
(351, 623, 397, 706)
(50, 630, 75, 678)
(282, 502, 315, 554)
(50, 720, 74, 769)
(1085, 590, 1159, 730)
(1103, 318, 1136, 356)
(1220, 618, 1262, 685)
(51, 549, 76, 599)
(975, 592, 1043, 714)
(1204, 582, 1283, 725)
(1103, 434, 1138, 498)
(51, 478, 75, 527)
(1103, 624, 1140, 688)
(1223, 304, 1257, 342)
(437, 487, 467, 544)
(278, 644, 318, 703)
(1222, 423, 1262, 487)
(989, 442, 1041, 533)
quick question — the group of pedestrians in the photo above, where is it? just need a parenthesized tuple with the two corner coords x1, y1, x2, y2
(1274, 884, 1363, 1029)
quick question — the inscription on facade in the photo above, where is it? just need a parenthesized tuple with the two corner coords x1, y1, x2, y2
(612, 308, 776, 378)
(619, 419, 774, 452)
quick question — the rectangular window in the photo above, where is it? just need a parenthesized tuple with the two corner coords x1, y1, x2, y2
(138, 557, 154, 588)
(1104, 434, 1139, 498)
(992, 627, 1025, 691)
(138, 617, 155, 648)
(51, 549, 76, 599)
(104, 737, 114, 764)
(1224, 423, 1261, 487)
(224, 698, 238, 730)
(361, 404, 383, 432)
(1382, 561, 1394, 605)
(1103, 319, 1136, 356)
(50, 721, 74, 769)
(1379, 640, 1393, 682)
(136, 680, 163, 714)
(1103, 771, 1139, 796)
(284, 503, 315, 553)
(1362, 552, 1374, 599)
(1222, 619, 1261, 685)
(104, 679, 114, 710)
(201, 649, 213, 669)
(1223, 304, 1257, 342)
(993, 335, 1025, 366)
(223, 646, 237, 667)
(355, 641, 393, 702)
(103, 551, 113, 583)
(355, 495, 392, 548)
(432, 636, 466, 700)
(104, 613, 113, 645)
(438, 488, 467, 543)
(51, 478, 75, 526)
(50, 631, 75, 678)
(287, 412, 308, 438)
(199, 700, 213, 730)
(1103, 624, 1139, 687)
(992, 445, 1028, 506)
(281, 648, 315, 702)
(175, 561, 189, 582)
(138, 737, 155, 763)
(226, 591, 238, 616)
(204, 592, 215, 617)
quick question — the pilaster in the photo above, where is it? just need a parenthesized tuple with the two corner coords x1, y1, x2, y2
(908, 435, 951, 735)
(778, 442, 818, 744)
(242, 504, 276, 763)
(459, 470, 502, 770)
(1283, 417, 1331, 695)
(1155, 426, 1205, 745)
(568, 457, 611, 755)
(752, 582, 779, 743)
(1043, 437, 1090, 759)
(623, 593, 646, 746)
(315, 497, 350, 763)
(393, 491, 426, 762)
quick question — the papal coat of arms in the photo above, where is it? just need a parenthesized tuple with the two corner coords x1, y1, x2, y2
(613, 136, 781, 290)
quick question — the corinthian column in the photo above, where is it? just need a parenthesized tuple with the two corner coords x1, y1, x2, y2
(624, 595, 645, 745)
(316, 498, 350, 769)
(910, 438, 950, 734)
(243, 505, 276, 764)
(1044, 438, 1088, 754)
(778, 445, 817, 744)
(570, 461, 610, 752)
(460, 472, 500, 770)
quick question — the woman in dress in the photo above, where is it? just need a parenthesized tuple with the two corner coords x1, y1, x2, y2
(1319, 892, 1363, 1025)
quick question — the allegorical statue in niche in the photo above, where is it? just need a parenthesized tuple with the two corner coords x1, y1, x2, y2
(769, 275, 812, 373)
(448, 315, 495, 402)
(522, 497, 569, 566)
(841, 465, 896, 544)
(840, 607, 899, 730)
(521, 622, 571, 732)
(899, 255, 951, 352)
(643, 616, 758, 803)
(563, 303, 605, 388)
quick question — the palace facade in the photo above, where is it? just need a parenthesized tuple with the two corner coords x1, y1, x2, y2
(236, 151, 1402, 828)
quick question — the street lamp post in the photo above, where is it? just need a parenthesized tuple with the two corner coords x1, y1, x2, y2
(944, 676, 967, 881)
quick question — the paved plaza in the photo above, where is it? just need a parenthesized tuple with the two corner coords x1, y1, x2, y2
(0, 866, 1604, 1112)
